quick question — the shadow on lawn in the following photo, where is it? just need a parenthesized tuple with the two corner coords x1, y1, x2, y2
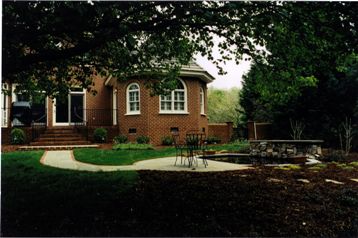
(2, 156, 358, 237)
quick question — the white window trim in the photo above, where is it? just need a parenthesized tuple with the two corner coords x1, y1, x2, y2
(126, 83, 141, 115)
(112, 88, 117, 125)
(159, 79, 188, 114)
(1, 83, 9, 127)
(200, 87, 205, 115)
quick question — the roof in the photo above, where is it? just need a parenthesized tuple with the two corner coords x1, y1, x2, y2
(105, 60, 215, 86)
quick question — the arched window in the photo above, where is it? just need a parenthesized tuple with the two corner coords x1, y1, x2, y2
(200, 87, 205, 114)
(160, 79, 187, 113)
(126, 83, 140, 114)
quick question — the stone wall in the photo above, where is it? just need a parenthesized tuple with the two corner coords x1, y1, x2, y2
(249, 140, 324, 158)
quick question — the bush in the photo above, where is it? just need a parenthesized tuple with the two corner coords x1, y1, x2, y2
(237, 144, 251, 153)
(113, 135, 128, 144)
(113, 143, 154, 150)
(136, 135, 150, 144)
(93, 128, 107, 143)
(323, 150, 345, 162)
(11, 128, 26, 145)
(206, 136, 221, 144)
(161, 136, 174, 146)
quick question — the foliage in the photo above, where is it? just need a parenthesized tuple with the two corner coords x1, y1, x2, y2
(3, 1, 283, 97)
(93, 128, 107, 143)
(10, 128, 26, 145)
(207, 87, 241, 126)
(206, 136, 222, 144)
(237, 144, 251, 154)
(338, 117, 355, 155)
(113, 134, 128, 144)
(161, 136, 174, 146)
(136, 135, 150, 144)
(113, 143, 154, 150)
(239, 3, 358, 147)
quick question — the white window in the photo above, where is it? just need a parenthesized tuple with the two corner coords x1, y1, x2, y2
(160, 79, 187, 114)
(1, 83, 8, 127)
(126, 83, 140, 114)
(200, 87, 205, 114)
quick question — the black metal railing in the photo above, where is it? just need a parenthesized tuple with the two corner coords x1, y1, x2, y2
(73, 108, 118, 141)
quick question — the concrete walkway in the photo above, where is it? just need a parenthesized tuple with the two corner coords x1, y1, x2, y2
(40, 150, 252, 172)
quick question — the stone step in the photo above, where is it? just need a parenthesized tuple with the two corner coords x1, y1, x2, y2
(30, 141, 91, 146)
(18, 144, 99, 151)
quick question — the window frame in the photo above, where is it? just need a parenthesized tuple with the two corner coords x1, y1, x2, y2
(1, 83, 9, 127)
(200, 87, 205, 115)
(159, 79, 188, 114)
(126, 83, 140, 115)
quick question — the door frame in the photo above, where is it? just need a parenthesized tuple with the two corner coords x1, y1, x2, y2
(53, 89, 86, 126)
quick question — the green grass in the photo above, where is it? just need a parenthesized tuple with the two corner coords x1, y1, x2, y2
(74, 147, 177, 165)
(74, 142, 250, 166)
(113, 143, 154, 150)
(1, 150, 138, 236)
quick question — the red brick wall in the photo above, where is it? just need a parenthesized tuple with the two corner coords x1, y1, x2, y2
(208, 122, 233, 144)
(116, 77, 209, 145)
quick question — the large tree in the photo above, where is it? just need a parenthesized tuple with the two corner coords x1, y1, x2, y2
(3, 1, 277, 98)
(239, 2, 358, 146)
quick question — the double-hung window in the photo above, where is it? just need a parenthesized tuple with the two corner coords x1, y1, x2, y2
(200, 87, 205, 114)
(160, 79, 187, 114)
(126, 83, 140, 114)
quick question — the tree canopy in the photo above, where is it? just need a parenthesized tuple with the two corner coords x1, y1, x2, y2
(239, 2, 358, 147)
(3, 1, 275, 98)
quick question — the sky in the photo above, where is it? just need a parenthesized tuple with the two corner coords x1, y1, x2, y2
(193, 35, 252, 89)
(195, 55, 252, 89)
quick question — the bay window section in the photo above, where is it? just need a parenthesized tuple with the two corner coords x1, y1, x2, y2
(160, 79, 187, 114)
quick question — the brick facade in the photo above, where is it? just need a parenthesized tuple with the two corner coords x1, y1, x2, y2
(116, 77, 208, 145)
(2, 74, 210, 146)
(208, 122, 234, 144)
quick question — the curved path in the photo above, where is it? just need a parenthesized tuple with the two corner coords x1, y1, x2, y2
(40, 150, 252, 172)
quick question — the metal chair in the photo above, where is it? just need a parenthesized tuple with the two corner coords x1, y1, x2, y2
(172, 133, 185, 166)
(185, 131, 208, 168)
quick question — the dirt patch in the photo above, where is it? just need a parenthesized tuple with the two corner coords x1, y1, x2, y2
(1, 145, 22, 153)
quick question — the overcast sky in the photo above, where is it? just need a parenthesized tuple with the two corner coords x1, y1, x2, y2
(195, 55, 251, 89)
(193, 35, 252, 89)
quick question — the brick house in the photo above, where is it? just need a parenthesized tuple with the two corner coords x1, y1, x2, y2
(1, 62, 214, 146)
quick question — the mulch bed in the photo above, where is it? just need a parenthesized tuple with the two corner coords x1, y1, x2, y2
(131, 165, 358, 237)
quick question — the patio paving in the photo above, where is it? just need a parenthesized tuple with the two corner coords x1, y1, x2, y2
(41, 150, 252, 172)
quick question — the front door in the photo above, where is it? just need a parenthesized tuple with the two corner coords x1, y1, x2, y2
(54, 91, 85, 126)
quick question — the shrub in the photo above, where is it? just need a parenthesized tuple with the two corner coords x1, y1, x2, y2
(206, 136, 221, 144)
(93, 128, 107, 143)
(323, 150, 345, 162)
(136, 135, 150, 144)
(237, 144, 251, 153)
(113, 135, 128, 144)
(113, 143, 154, 150)
(11, 128, 26, 145)
(161, 136, 174, 146)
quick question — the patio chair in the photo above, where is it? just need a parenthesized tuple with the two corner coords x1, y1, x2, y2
(185, 131, 208, 168)
(172, 133, 185, 166)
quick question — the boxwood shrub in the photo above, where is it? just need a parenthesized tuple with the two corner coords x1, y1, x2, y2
(93, 128, 108, 143)
(11, 128, 26, 145)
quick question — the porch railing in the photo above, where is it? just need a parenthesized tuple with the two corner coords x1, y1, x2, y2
(74, 108, 118, 141)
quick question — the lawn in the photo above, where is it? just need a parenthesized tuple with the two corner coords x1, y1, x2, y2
(74, 142, 249, 165)
(2, 149, 358, 237)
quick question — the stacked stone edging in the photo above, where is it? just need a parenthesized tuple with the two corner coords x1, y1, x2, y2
(249, 140, 324, 158)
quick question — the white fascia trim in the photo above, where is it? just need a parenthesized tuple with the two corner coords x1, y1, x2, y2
(125, 112, 141, 116)
(179, 70, 214, 83)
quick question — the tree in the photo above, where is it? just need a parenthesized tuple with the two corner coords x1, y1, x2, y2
(207, 87, 241, 126)
(3, 1, 280, 98)
(239, 2, 358, 146)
